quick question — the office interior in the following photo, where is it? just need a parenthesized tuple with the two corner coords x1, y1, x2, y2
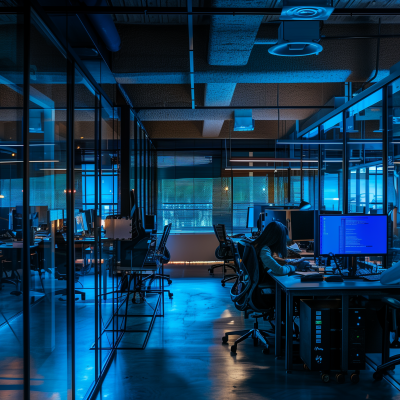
(4, 2, 400, 400)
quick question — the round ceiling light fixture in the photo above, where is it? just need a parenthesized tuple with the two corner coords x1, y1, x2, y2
(268, 41, 323, 57)
(269, 21, 323, 57)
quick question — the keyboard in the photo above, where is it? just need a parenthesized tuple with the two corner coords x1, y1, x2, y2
(362, 273, 382, 281)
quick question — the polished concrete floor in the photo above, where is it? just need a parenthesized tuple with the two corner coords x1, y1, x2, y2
(0, 270, 117, 400)
(95, 264, 400, 400)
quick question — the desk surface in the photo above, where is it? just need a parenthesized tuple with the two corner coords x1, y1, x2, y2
(268, 271, 399, 291)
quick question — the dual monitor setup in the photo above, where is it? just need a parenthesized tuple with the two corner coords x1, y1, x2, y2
(246, 206, 388, 273)
(246, 206, 314, 241)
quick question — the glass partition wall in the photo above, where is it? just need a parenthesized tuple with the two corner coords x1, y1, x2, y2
(0, 6, 152, 400)
(296, 71, 400, 268)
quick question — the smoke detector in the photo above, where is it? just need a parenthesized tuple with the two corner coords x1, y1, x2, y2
(268, 21, 322, 57)
(280, 0, 334, 20)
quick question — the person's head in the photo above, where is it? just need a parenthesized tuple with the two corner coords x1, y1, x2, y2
(252, 221, 288, 258)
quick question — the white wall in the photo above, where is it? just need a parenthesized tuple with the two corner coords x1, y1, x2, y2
(167, 234, 219, 262)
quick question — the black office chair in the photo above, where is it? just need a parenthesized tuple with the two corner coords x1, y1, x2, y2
(0, 248, 41, 296)
(1, 259, 21, 295)
(222, 241, 275, 354)
(209, 224, 237, 286)
(53, 233, 86, 301)
(373, 297, 400, 380)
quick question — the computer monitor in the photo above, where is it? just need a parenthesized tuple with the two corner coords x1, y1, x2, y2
(145, 214, 157, 231)
(246, 207, 255, 229)
(257, 212, 266, 231)
(75, 214, 84, 234)
(30, 212, 39, 228)
(291, 211, 314, 241)
(0, 207, 9, 230)
(81, 212, 88, 232)
(84, 209, 92, 230)
(265, 210, 286, 227)
(319, 214, 387, 256)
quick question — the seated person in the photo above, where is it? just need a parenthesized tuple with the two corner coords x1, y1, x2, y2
(252, 221, 306, 276)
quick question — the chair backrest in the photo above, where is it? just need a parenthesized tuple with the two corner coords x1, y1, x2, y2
(158, 223, 172, 255)
(213, 224, 231, 246)
(230, 241, 259, 311)
(231, 240, 274, 313)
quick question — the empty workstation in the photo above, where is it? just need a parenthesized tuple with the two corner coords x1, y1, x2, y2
(3, 2, 400, 400)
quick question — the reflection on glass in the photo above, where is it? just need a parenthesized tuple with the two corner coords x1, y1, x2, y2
(74, 67, 97, 398)
(0, 12, 24, 399)
(29, 12, 68, 398)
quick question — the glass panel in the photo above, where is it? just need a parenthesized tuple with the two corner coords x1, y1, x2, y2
(0, 12, 24, 399)
(74, 67, 97, 399)
(348, 89, 383, 140)
(157, 151, 219, 233)
(100, 99, 119, 365)
(130, 112, 135, 194)
(320, 116, 343, 212)
(347, 90, 383, 212)
(388, 78, 400, 267)
(29, 12, 68, 398)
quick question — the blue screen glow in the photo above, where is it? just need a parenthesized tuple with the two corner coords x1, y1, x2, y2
(319, 215, 387, 255)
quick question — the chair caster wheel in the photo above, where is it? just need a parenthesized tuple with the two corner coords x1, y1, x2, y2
(303, 364, 309, 371)
(231, 345, 237, 354)
(350, 373, 359, 384)
(373, 371, 383, 381)
(262, 347, 269, 355)
(222, 337, 228, 344)
(168, 293, 173, 298)
(321, 373, 330, 383)
(222, 283, 225, 287)
(167, 279, 172, 285)
(335, 373, 345, 384)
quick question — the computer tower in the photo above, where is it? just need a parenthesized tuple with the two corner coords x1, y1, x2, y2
(300, 299, 366, 371)
(300, 300, 338, 371)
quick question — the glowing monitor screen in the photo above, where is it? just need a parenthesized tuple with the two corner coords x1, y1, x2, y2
(319, 215, 387, 256)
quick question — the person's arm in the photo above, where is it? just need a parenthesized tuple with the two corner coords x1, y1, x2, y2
(259, 246, 295, 276)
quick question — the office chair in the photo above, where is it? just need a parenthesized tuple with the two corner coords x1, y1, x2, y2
(149, 223, 173, 285)
(138, 224, 174, 300)
(0, 259, 21, 295)
(222, 241, 275, 354)
(373, 297, 400, 380)
(209, 224, 238, 286)
(53, 234, 86, 301)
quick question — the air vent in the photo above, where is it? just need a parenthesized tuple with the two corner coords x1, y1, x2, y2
(268, 21, 322, 57)
(233, 110, 255, 132)
(280, 0, 334, 20)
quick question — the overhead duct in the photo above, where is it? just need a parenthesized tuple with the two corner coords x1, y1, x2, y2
(203, 0, 268, 137)
(280, 0, 334, 21)
(269, 0, 333, 56)
(80, 0, 121, 52)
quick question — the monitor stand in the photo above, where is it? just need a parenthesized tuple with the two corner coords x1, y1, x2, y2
(341, 257, 359, 279)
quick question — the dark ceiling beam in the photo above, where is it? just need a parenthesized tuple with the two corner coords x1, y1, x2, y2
(136, 105, 335, 110)
(41, 7, 400, 16)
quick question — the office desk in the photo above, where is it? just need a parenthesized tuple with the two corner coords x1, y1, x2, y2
(269, 272, 399, 373)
